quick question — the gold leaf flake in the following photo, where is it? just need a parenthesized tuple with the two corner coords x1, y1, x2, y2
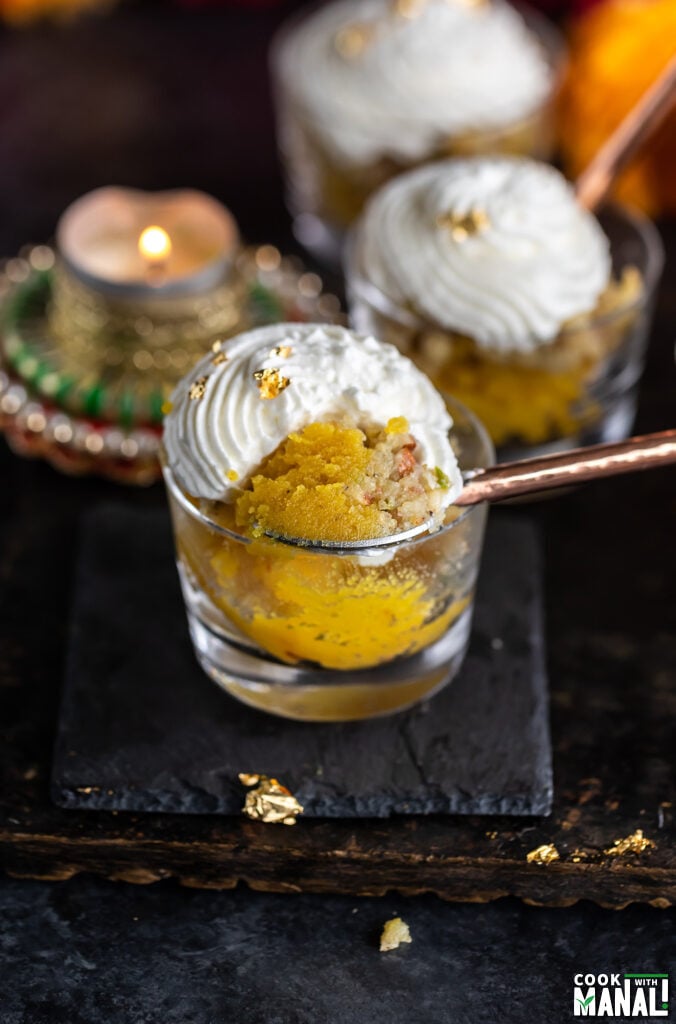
(334, 22, 376, 58)
(189, 376, 209, 401)
(380, 918, 412, 952)
(526, 843, 560, 865)
(394, 0, 425, 18)
(239, 773, 304, 825)
(603, 830, 655, 858)
(394, 0, 487, 17)
(270, 345, 293, 358)
(253, 367, 291, 400)
(437, 207, 490, 242)
(211, 339, 228, 365)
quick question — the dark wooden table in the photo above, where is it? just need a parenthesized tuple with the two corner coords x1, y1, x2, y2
(1, 875, 674, 1024)
(0, 0, 675, 928)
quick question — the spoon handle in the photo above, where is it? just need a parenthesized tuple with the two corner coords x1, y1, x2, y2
(576, 55, 676, 212)
(455, 429, 676, 506)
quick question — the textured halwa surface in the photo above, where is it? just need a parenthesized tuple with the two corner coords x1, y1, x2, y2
(208, 536, 469, 669)
(425, 267, 643, 447)
(235, 419, 449, 542)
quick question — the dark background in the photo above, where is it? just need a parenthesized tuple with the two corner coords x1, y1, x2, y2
(0, 4, 675, 1022)
(0, 5, 299, 255)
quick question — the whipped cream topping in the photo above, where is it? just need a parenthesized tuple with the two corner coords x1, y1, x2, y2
(276, 0, 554, 167)
(355, 157, 612, 353)
(163, 323, 462, 504)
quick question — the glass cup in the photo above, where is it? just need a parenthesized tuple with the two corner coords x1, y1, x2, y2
(271, 4, 565, 263)
(347, 205, 664, 460)
(162, 397, 494, 722)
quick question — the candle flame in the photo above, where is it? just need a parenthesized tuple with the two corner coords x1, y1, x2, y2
(138, 225, 172, 263)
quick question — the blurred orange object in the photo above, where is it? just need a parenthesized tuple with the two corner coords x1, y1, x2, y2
(0, 0, 111, 24)
(561, 0, 676, 216)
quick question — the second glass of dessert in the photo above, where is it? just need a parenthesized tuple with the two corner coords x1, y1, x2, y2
(271, 0, 564, 260)
(347, 156, 664, 458)
(162, 323, 493, 721)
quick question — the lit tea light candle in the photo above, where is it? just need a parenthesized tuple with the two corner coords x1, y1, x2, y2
(138, 225, 173, 284)
(56, 186, 239, 298)
(139, 225, 173, 262)
(41, 186, 248, 433)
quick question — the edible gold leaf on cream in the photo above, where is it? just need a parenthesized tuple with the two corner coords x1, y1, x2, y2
(394, 0, 426, 18)
(437, 207, 490, 242)
(188, 376, 209, 401)
(396, 0, 486, 17)
(334, 22, 376, 58)
(253, 367, 291, 400)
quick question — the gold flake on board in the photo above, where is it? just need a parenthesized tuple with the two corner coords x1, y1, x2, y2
(239, 773, 304, 825)
(603, 830, 655, 858)
(526, 843, 560, 865)
(380, 918, 412, 951)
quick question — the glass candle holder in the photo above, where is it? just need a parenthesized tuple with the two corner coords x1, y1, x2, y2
(271, 4, 565, 263)
(347, 205, 664, 460)
(163, 397, 493, 722)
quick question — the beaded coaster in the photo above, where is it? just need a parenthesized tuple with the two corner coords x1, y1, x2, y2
(0, 245, 341, 484)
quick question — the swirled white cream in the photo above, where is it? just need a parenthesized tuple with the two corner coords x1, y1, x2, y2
(275, 0, 554, 167)
(355, 157, 612, 352)
(163, 323, 462, 504)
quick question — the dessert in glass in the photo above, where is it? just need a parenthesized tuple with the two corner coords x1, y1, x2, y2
(271, 0, 564, 260)
(347, 156, 664, 458)
(162, 323, 493, 721)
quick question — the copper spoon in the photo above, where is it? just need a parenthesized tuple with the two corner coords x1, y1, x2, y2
(265, 430, 676, 549)
(576, 55, 676, 212)
(455, 429, 676, 506)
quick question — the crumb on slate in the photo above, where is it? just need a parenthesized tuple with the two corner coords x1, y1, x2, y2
(379, 917, 412, 952)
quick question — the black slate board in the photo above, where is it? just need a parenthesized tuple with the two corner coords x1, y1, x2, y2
(52, 505, 552, 818)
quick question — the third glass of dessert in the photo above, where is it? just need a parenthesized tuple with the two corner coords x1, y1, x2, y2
(347, 156, 664, 458)
(162, 323, 493, 721)
(271, 0, 564, 261)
